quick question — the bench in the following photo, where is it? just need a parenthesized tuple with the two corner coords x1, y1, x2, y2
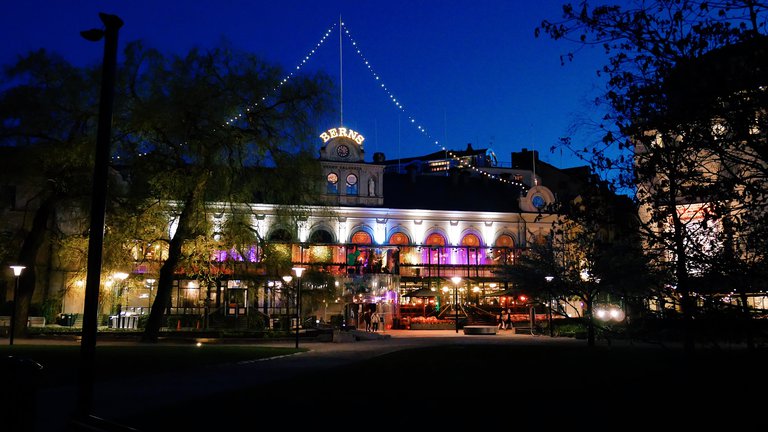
(27, 316, 46, 327)
(463, 325, 498, 335)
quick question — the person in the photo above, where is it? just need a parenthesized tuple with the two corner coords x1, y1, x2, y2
(505, 311, 513, 331)
(371, 310, 380, 332)
(363, 309, 372, 332)
(497, 312, 505, 330)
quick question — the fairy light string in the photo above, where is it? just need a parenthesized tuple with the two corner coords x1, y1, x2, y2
(123, 19, 527, 190)
(339, 20, 526, 189)
(225, 22, 339, 127)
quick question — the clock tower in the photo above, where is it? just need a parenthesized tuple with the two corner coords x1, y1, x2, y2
(318, 126, 384, 206)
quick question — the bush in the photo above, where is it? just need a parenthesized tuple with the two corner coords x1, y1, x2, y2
(552, 318, 586, 337)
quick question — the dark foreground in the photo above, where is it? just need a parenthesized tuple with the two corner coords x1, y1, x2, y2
(116, 341, 762, 430)
(2, 331, 764, 431)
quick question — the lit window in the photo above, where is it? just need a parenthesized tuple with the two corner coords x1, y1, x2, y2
(346, 174, 358, 195)
(327, 172, 338, 194)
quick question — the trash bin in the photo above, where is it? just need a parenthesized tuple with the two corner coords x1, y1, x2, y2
(0, 355, 43, 431)
(64, 313, 75, 326)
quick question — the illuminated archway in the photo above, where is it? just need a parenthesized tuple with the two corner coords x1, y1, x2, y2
(351, 231, 372, 245)
(460, 233, 482, 266)
(494, 234, 516, 264)
(424, 233, 447, 266)
(388, 232, 410, 245)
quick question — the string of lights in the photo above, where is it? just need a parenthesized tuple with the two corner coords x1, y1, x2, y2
(123, 18, 527, 190)
(339, 21, 526, 189)
(225, 22, 339, 127)
(118, 22, 339, 161)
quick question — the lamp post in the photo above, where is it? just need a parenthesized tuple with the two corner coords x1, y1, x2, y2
(8, 265, 25, 346)
(545, 276, 554, 337)
(292, 267, 305, 349)
(282, 275, 292, 330)
(451, 276, 462, 333)
(77, 12, 123, 421)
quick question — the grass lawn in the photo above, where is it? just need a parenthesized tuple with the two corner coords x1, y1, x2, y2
(0, 344, 303, 388)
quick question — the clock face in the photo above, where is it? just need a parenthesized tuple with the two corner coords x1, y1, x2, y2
(346, 174, 358, 185)
(532, 194, 546, 209)
(336, 144, 350, 158)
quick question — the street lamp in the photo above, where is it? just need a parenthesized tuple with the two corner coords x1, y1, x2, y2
(292, 267, 305, 349)
(76, 12, 124, 421)
(545, 276, 554, 337)
(281, 275, 292, 328)
(451, 276, 462, 333)
(8, 265, 25, 346)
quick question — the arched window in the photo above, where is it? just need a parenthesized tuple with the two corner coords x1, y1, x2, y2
(309, 229, 334, 243)
(494, 234, 515, 264)
(424, 233, 447, 266)
(326, 172, 338, 194)
(389, 232, 409, 245)
(268, 228, 292, 242)
(346, 174, 358, 195)
(460, 233, 481, 265)
(350, 231, 372, 245)
(461, 233, 480, 247)
(425, 233, 446, 246)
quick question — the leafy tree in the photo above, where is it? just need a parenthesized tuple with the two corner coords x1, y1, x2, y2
(504, 181, 650, 346)
(537, 0, 768, 353)
(113, 41, 334, 342)
(0, 50, 120, 338)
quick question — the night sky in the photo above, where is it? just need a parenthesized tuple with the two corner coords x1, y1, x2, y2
(0, 0, 619, 169)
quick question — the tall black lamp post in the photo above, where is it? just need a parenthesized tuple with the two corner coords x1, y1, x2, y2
(8, 265, 25, 345)
(292, 267, 305, 348)
(76, 12, 123, 421)
(451, 276, 462, 333)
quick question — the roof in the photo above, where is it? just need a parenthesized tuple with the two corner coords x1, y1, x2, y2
(382, 172, 524, 212)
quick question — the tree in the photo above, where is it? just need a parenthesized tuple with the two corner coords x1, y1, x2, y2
(503, 179, 650, 346)
(0, 50, 109, 338)
(113, 41, 334, 342)
(537, 0, 768, 353)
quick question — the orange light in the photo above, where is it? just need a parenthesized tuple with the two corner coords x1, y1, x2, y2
(519, 295, 527, 302)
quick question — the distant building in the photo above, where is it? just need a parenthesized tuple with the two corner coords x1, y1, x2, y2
(1, 123, 620, 330)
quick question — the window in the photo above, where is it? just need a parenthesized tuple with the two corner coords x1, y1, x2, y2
(351, 231, 372, 244)
(309, 229, 334, 243)
(326, 172, 338, 194)
(388, 232, 409, 245)
(346, 173, 358, 195)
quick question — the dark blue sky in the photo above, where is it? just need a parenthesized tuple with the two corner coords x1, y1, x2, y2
(0, 1, 617, 169)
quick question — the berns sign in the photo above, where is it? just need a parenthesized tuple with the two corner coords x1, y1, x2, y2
(319, 127, 365, 145)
